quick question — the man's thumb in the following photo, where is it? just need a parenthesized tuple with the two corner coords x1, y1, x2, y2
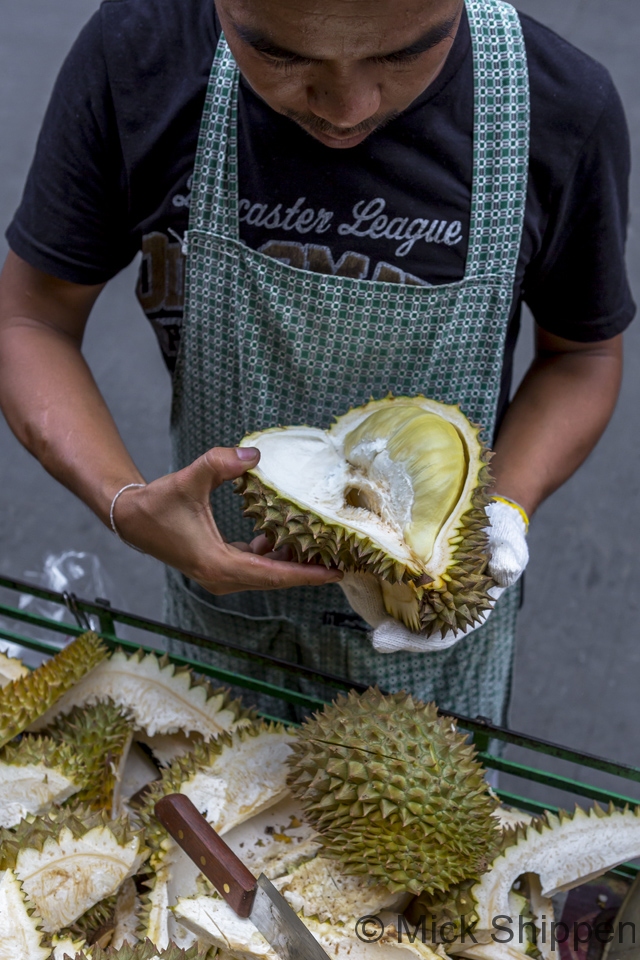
(189, 446, 260, 491)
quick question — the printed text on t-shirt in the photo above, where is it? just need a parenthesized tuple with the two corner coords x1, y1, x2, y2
(238, 196, 464, 258)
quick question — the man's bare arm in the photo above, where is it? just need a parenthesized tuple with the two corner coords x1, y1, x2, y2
(490, 325, 623, 518)
(0, 251, 342, 593)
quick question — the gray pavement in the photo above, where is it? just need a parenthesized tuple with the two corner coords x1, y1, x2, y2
(1, 0, 639, 800)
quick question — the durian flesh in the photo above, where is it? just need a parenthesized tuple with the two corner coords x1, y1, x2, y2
(0, 869, 50, 960)
(175, 895, 438, 959)
(236, 396, 495, 636)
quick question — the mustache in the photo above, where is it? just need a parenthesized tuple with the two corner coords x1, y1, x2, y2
(282, 107, 401, 139)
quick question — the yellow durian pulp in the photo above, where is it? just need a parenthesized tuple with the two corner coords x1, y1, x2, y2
(343, 405, 467, 565)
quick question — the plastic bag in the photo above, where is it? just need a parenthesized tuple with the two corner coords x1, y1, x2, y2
(0, 551, 116, 663)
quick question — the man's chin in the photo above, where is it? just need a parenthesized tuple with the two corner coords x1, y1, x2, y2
(285, 111, 399, 149)
(308, 128, 374, 149)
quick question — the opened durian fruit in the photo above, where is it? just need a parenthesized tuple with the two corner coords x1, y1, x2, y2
(2, 637, 640, 960)
(235, 396, 495, 635)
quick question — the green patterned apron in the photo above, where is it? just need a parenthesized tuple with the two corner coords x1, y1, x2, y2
(165, 0, 530, 724)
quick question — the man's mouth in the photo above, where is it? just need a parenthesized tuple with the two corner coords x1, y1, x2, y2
(282, 108, 400, 148)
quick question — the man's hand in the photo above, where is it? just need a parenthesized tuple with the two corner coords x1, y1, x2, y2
(0, 253, 339, 595)
(339, 572, 506, 654)
(112, 446, 342, 594)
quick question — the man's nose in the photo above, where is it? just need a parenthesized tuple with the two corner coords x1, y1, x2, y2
(307, 65, 382, 129)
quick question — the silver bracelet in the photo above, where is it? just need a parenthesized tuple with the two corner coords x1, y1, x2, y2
(109, 483, 147, 553)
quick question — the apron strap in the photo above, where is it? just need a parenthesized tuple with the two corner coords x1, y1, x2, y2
(465, 0, 530, 283)
(188, 34, 240, 239)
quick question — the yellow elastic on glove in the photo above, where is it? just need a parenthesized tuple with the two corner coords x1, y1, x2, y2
(491, 495, 530, 532)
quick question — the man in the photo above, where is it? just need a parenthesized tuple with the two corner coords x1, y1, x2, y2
(0, 0, 633, 722)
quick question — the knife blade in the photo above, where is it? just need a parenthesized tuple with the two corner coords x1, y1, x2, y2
(155, 793, 332, 960)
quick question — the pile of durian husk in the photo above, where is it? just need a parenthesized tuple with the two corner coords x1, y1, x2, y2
(1, 635, 639, 960)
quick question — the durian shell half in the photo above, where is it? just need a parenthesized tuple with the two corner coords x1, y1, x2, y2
(235, 396, 496, 636)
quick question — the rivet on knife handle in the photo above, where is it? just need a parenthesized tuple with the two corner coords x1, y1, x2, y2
(155, 793, 257, 917)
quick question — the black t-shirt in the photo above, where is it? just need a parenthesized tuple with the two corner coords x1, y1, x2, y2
(6, 0, 635, 425)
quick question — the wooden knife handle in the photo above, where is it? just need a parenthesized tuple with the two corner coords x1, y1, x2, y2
(155, 793, 257, 918)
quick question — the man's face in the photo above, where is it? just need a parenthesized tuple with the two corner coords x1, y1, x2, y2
(216, 0, 464, 149)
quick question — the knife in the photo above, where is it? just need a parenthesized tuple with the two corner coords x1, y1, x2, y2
(155, 793, 332, 960)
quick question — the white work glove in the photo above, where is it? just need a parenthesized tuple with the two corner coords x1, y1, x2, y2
(339, 498, 529, 655)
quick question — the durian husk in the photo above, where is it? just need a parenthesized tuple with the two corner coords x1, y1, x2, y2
(134, 730, 203, 768)
(110, 878, 141, 951)
(43, 699, 134, 815)
(405, 878, 480, 940)
(137, 845, 202, 953)
(235, 396, 496, 637)
(0, 632, 107, 749)
(51, 933, 88, 960)
(137, 724, 297, 951)
(64, 894, 119, 945)
(139, 722, 295, 862)
(31, 648, 254, 742)
(0, 651, 29, 687)
(71, 940, 211, 959)
(471, 803, 640, 941)
(404, 826, 520, 939)
(0, 868, 51, 960)
(287, 688, 500, 897)
(175, 894, 439, 959)
(271, 852, 410, 923)
(0, 805, 148, 933)
(0, 736, 86, 827)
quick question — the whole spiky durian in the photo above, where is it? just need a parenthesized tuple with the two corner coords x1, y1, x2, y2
(235, 396, 496, 637)
(287, 688, 499, 896)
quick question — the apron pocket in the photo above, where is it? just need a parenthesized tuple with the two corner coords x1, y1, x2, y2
(162, 568, 310, 721)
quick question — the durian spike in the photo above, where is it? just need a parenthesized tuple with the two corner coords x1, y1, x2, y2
(63, 892, 118, 944)
(30, 648, 255, 742)
(72, 942, 210, 960)
(406, 876, 480, 939)
(44, 699, 134, 815)
(0, 735, 86, 827)
(0, 868, 50, 960)
(51, 934, 88, 960)
(0, 632, 108, 749)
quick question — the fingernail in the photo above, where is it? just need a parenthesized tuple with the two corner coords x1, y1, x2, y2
(328, 572, 344, 582)
(236, 447, 259, 461)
